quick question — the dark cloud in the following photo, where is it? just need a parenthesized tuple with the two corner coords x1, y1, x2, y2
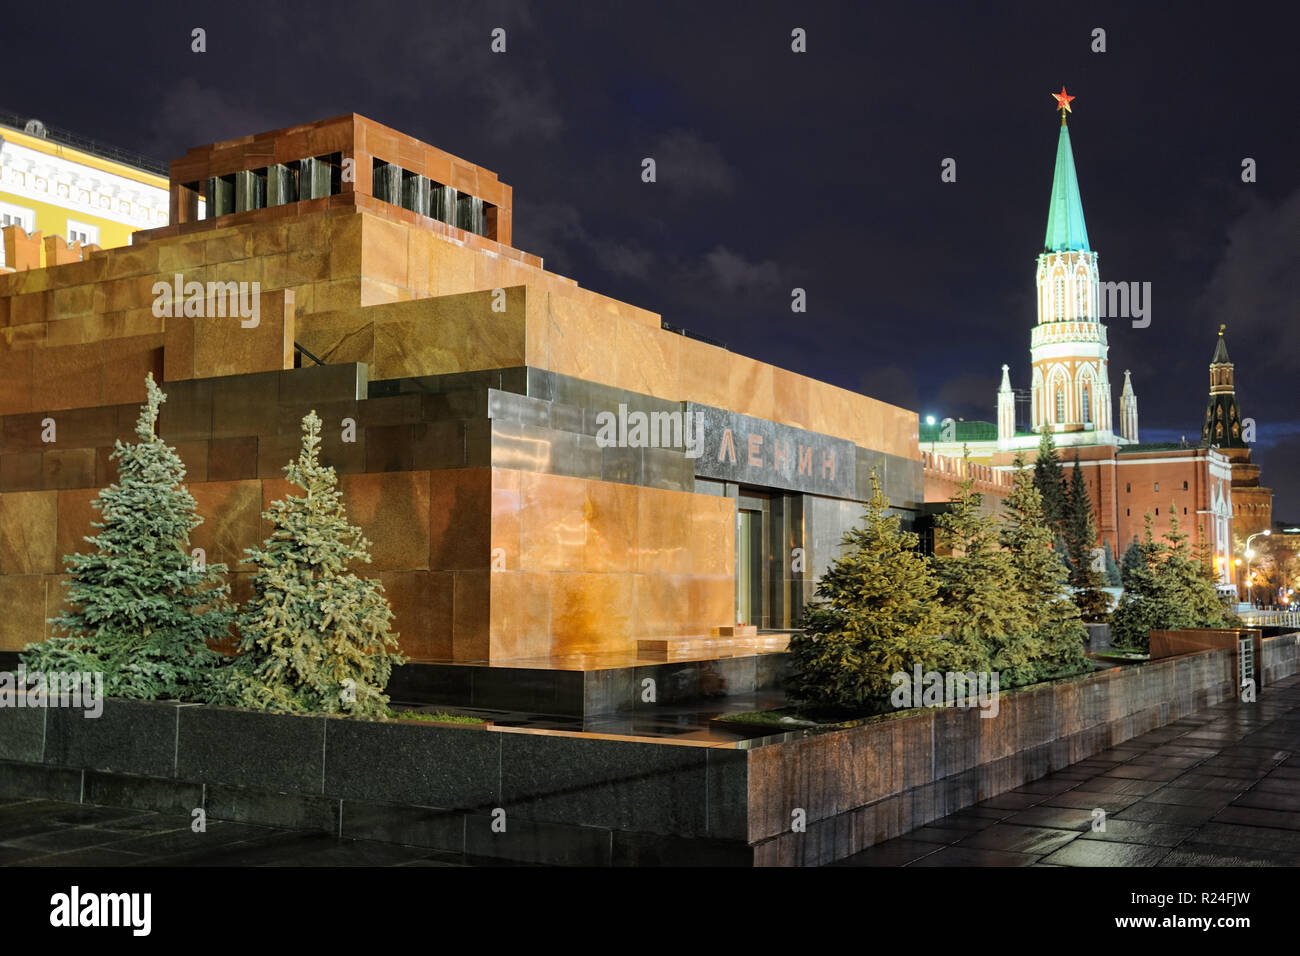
(1194, 187, 1300, 369)
(647, 129, 735, 197)
(695, 246, 783, 297)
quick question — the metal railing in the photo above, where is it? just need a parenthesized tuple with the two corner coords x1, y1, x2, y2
(1238, 609, 1300, 629)
(294, 342, 325, 367)
(0, 107, 168, 177)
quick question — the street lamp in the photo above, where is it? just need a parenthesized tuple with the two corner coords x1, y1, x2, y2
(1244, 529, 1271, 605)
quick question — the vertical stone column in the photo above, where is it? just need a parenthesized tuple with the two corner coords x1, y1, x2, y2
(456, 194, 485, 235)
(373, 162, 401, 204)
(401, 172, 430, 216)
(299, 158, 333, 200)
(430, 184, 455, 225)
(205, 176, 234, 218)
(234, 169, 266, 213)
(266, 164, 295, 207)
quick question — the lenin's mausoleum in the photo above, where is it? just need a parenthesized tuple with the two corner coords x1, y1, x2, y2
(0, 114, 919, 683)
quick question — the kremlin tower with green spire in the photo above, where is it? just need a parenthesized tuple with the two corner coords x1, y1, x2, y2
(996, 86, 1128, 451)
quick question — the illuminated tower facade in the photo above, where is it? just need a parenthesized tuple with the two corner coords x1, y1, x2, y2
(1028, 89, 1124, 447)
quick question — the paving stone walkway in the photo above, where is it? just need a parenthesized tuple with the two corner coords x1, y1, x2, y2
(840, 673, 1300, 866)
(0, 802, 477, 867)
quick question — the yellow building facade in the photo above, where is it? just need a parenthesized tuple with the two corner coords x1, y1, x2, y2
(0, 112, 169, 269)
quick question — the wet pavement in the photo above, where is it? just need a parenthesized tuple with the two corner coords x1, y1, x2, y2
(839, 673, 1300, 866)
(0, 800, 483, 867)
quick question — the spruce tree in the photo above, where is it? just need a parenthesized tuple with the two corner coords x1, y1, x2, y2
(22, 374, 231, 700)
(1102, 540, 1123, 587)
(999, 454, 1089, 683)
(1053, 533, 1074, 575)
(1032, 430, 1068, 530)
(933, 469, 1025, 675)
(1111, 512, 1231, 651)
(1120, 539, 1144, 588)
(1111, 518, 1169, 650)
(1159, 509, 1233, 629)
(1062, 454, 1110, 622)
(787, 472, 952, 713)
(218, 411, 403, 718)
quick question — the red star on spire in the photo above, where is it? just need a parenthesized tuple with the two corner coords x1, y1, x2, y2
(1052, 86, 1075, 123)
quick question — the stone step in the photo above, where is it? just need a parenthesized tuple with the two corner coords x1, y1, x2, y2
(637, 633, 791, 662)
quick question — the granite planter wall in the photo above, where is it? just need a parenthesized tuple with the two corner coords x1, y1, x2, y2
(1, 632, 1296, 866)
(744, 631, 1299, 865)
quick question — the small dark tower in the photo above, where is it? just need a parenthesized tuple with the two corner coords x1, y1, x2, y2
(1200, 325, 1247, 448)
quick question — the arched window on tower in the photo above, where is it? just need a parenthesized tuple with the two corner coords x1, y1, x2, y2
(1054, 274, 1065, 321)
(1075, 276, 1087, 319)
(1055, 388, 1065, 424)
(1081, 387, 1091, 424)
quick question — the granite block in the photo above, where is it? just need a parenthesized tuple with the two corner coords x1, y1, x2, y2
(707, 749, 749, 841)
(206, 436, 258, 481)
(0, 705, 45, 762)
(176, 706, 326, 792)
(499, 734, 712, 835)
(206, 784, 340, 832)
(322, 718, 499, 809)
(44, 699, 180, 778)
(82, 770, 205, 813)
(0, 759, 82, 801)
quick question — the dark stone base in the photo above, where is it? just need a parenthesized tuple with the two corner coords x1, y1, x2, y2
(0, 761, 753, 867)
(387, 653, 790, 718)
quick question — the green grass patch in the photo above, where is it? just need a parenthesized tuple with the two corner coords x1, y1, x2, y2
(388, 709, 486, 725)
(713, 706, 866, 731)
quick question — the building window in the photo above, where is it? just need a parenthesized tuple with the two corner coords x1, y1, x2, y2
(1182, 480, 1188, 490)
(1125, 482, 1131, 493)
(1154, 482, 1159, 492)
(1126, 508, 1130, 516)
(1156, 508, 1159, 515)
(1081, 388, 1091, 423)
(1054, 275, 1065, 320)
(1184, 507, 1187, 515)
(66, 220, 99, 246)
(1055, 388, 1065, 423)
(0, 202, 35, 232)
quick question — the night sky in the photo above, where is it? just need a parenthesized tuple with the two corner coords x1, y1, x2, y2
(8, 1, 1298, 514)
